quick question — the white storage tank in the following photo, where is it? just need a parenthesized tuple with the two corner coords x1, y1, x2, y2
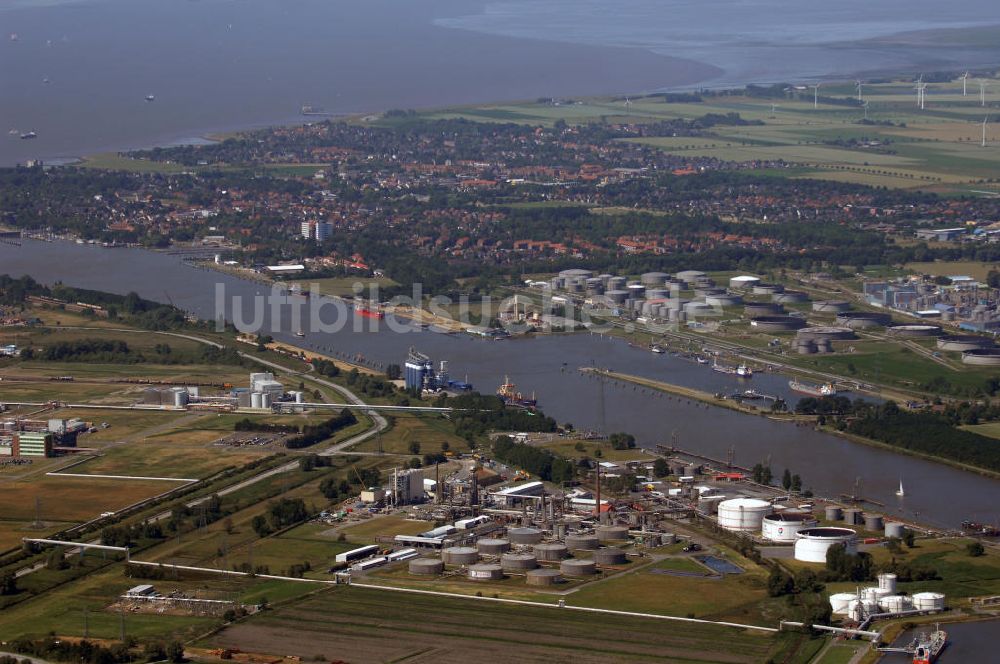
(717, 498, 772, 532)
(793, 527, 857, 563)
(862, 587, 891, 605)
(761, 511, 818, 542)
(911, 592, 945, 611)
(877, 573, 897, 593)
(847, 598, 878, 621)
(829, 592, 858, 614)
(879, 595, 912, 613)
(250, 392, 264, 409)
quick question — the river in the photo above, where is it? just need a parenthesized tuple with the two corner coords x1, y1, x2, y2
(1, 239, 999, 529)
(3, 0, 1000, 166)
(881, 619, 999, 662)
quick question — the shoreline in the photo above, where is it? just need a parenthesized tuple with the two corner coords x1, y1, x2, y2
(593, 366, 1000, 482)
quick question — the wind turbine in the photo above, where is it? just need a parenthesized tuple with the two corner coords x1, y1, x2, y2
(856, 79, 863, 102)
(983, 115, 989, 148)
(863, 100, 870, 121)
(770, 103, 778, 118)
(624, 97, 632, 113)
(981, 81, 987, 107)
(962, 71, 970, 96)
(811, 83, 820, 109)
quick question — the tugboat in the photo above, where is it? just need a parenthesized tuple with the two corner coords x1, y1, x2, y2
(354, 300, 385, 319)
(497, 375, 537, 409)
(911, 625, 947, 664)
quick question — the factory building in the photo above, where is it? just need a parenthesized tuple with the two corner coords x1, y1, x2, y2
(392, 468, 426, 504)
(12, 432, 52, 457)
(403, 348, 471, 392)
(492, 481, 545, 508)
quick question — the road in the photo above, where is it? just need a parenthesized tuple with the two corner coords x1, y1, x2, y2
(12, 327, 388, 579)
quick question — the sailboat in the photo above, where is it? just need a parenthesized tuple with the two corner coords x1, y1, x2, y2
(896, 478, 905, 497)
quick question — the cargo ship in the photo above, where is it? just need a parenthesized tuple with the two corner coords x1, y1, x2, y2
(788, 380, 837, 397)
(354, 300, 385, 319)
(497, 375, 536, 409)
(911, 626, 946, 664)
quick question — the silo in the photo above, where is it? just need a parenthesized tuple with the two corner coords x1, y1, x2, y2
(295, 391, 305, 404)
(172, 388, 189, 408)
(843, 508, 863, 525)
(477, 539, 511, 556)
(250, 392, 264, 409)
(468, 563, 504, 581)
(442, 546, 479, 565)
(560, 559, 597, 576)
(824, 506, 843, 522)
(525, 568, 562, 586)
(259, 393, 272, 409)
(592, 548, 627, 565)
(501, 553, 538, 571)
(565, 534, 600, 550)
(596, 526, 629, 542)
(885, 522, 906, 539)
(864, 514, 884, 532)
(508, 527, 543, 545)
(534, 543, 568, 561)
(408, 558, 444, 575)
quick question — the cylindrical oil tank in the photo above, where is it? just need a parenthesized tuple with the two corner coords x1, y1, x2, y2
(608, 276, 627, 291)
(259, 393, 272, 409)
(501, 553, 538, 571)
(717, 498, 772, 532)
(794, 527, 858, 563)
(911, 592, 945, 611)
(442, 546, 479, 565)
(962, 348, 1000, 366)
(744, 302, 785, 316)
(751, 315, 807, 332)
(862, 587, 891, 604)
(675, 270, 706, 284)
(705, 294, 743, 307)
(880, 595, 912, 613)
(796, 326, 856, 341)
(560, 559, 597, 576)
(606, 289, 629, 304)
(565, 534, 600, 550)
(843, 508, 863, 525)
(761, 511, 819, 542)
(592, 548, 627, 565)
(864, 514, 884, 532)
(468, 563, 504, 581)
(408, 558, 444, 575)
(684, 302, 714, 317)
(477, 538, 511, 556)
(250, 392, 263, 409)
(729, 275, 760, 290)
(825, 506, 843, 521)
(508, 527, 543, 545)
(848, 599, 879, 621)
(885, 522, 906, 539)
(646, 288, 671, 300)
(830, 592, 857, 614)
(534, 543, 568, 561)
(596, 525, 629, 542)
(938, 335, 993, 352)
(641, 271, 671, 286)
(878, 573, 898, 593)
(886, 324, 942, 338)
(836, 312, 891, 329)
(661, 532, 677, 545)
(752, 283, 784, 295)
(813, 300, 852, 313)
(525, 568, 562, 586)
(773, 290, 809, 303)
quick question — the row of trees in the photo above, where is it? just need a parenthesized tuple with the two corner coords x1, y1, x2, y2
(285, 409, 358, 449)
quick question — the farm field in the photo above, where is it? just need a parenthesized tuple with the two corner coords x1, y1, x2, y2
(419, 76, 1000, 193)
(1, 475, 172, 522)
(905, 260, 1000, 282)
(205, 585, 783, 664)
(351, 412, 469, 455)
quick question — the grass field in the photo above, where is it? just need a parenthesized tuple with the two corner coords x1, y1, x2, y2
(206, 585, 783, 664)
(337, 513, 432, 544)
(352, 412, 469, 455)
(905, 260, 1000, 282)
(287, 276, 399, 297)
(1, 476, 173, 522)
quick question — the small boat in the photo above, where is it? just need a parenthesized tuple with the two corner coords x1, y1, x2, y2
(9, 33, 18, 42)
(736, 363, 753, 378)
(896, 478, 905, 497)
(696, 356, 709, 364)
(295, 330, 305, 338)
(20, 131, 37, 140)
(145, 95, 155, 102)
(649, 344, 665, 354)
